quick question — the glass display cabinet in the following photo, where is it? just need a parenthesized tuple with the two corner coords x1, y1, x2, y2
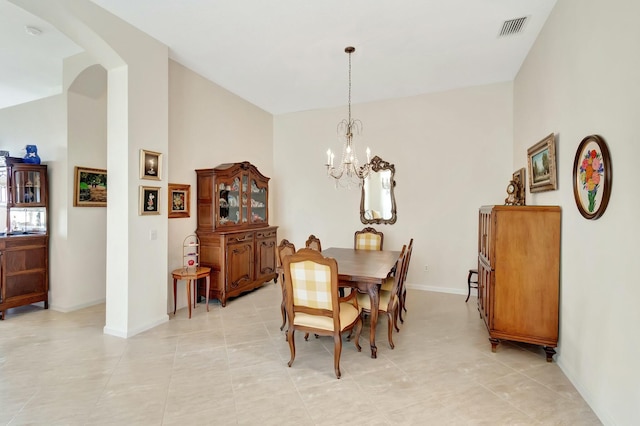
(195, 162, 277, 307)
(0, 161, 48, 235)
(0, 159, 49, 319)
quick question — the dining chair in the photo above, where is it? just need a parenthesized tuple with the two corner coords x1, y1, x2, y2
(276, 239, 296, 331)
(305, 234, 322, 251)
(354, 227, 384, 251)
(398, 238, 413, 323)
(356, 245, 406, 350)
(282, 248, 362, 379)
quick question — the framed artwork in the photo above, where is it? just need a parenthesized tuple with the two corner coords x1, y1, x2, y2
(572, 134, 612, 220)
(527, 133, 557, 193)
(74, 166, 107, 207)
(140, 149, 162, 180)
(168, 183, 190, 219)
(139, 186, 161, 215)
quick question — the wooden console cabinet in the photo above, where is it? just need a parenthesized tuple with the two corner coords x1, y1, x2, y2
(0, 161, 49, 319)
(478, 205, 560, 361)
(196, 162, 277, 306)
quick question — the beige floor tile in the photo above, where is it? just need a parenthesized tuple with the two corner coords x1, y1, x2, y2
(0, 285, 601, 425)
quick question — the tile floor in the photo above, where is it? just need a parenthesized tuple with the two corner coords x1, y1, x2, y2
(0, 284, 601, 425)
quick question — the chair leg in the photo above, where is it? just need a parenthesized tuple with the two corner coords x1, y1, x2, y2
(402, 289, 407, 313)
(280, 301, 287, 331)
(279, 275, 287, 330)
(287, 329, 296, 367)
(387, 312, 395, 349)
(333, 333, 343, 379)
(353, 318, 362, 352)
(394, 308, 400, 332)
(466, 270, 472, 303)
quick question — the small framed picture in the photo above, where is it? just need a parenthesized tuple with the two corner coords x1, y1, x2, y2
(74, 166, 107, 207)
(140, 149, 162, 180)
(168, 183, 190, 219)
(527, 133, 557, 193)
(139, 186, 160, 215)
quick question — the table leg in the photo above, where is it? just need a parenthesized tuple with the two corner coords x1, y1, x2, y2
(173, 278, 178, 315)
(367, 285, 379, 359)
(187, 279, 192, 319)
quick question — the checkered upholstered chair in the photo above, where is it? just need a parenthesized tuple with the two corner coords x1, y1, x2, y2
(305, 234, 322, 251)
(282, 248, 362, 379)
(357, 245, 407, 350)
(276, 239, 296, 331)
(354, 227, 384, 251)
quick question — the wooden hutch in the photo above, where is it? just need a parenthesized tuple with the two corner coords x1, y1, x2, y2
(196, 162, 277, 307)
(477, 205, 560, 361)
(0, 159, 49, 320)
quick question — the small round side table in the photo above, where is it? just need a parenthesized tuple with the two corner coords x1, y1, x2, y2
(171, 266, 211, 318)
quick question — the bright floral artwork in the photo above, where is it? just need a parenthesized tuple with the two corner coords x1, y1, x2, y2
(578, 149, 604, 213)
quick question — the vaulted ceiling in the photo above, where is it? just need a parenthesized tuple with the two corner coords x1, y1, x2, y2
(1, 0, 557, 113)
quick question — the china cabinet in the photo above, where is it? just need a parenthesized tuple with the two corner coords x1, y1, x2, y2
(196, 162, 277, 306)
(0, 159, 49, 319)
(477, 205, 560, 361)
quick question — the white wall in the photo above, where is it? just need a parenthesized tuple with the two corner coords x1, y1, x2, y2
(167, 60, 274, 310)
(514, 0, 640, 424)
(274, 82, 513, 294)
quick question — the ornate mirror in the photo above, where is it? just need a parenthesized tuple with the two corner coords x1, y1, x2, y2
(360, 156, 397, 224)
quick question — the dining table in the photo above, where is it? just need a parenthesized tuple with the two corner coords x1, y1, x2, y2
(322, 247, 400, 358)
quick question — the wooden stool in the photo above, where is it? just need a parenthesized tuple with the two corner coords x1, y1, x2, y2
(172, 266, 211, 318)
(466, 268, 478, 303)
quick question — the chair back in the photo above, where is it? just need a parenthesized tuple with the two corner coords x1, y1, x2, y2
(354, 227, 384, 251)
(384, 245, 407, 311)
(283, 248, 340, 327)
(401, 238, 414, 285)
(276, 239, 296, 268)
(305, 234, 322, 251)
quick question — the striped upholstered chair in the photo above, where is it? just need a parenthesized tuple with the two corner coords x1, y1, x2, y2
(357, 245, 407, 350)
(282, 248, 362, 379)
(354, 227, 384, 251)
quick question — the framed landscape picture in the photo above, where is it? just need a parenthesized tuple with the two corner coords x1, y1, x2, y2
(168, 183, 190, 218)
(527, 133, 557, 193)
(139, 186, 161, 215)
(74, 166, 107, 207)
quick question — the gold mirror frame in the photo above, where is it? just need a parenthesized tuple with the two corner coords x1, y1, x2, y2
(360, 156, 397, 225)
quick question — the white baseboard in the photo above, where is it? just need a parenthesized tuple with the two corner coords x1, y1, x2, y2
(104, 315, 169, 338)
(406, 282, 477, 298)
(49, 298, 106, 313)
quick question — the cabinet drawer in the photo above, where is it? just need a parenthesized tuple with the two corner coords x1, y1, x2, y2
(5, 246, 46, 273)
(256, 229, 276, 239)
(227, 233, 254, 244)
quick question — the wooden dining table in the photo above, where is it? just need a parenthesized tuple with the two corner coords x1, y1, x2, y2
(322, 247, 400, 358)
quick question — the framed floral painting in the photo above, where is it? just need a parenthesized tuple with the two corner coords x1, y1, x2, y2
(572, 135, 612, 220)
(139, 185, 161, 215)
(168, 183, 190, 218)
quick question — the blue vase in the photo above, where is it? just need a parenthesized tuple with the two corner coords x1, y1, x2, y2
(23, 145, 41, 164)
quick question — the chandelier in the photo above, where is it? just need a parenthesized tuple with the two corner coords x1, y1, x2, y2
(325, 46, 371, 188)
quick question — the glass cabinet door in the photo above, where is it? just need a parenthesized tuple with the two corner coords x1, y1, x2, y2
(13, 169, 44, 206)
(217, 177, 242, 226)
(249, 178, 267, 224)
(241, 174, 249, 224)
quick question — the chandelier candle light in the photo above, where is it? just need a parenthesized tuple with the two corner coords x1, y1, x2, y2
(326, 46, 372, 188)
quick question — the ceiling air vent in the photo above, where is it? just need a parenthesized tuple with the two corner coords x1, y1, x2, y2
(499, 17, 528, 36)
